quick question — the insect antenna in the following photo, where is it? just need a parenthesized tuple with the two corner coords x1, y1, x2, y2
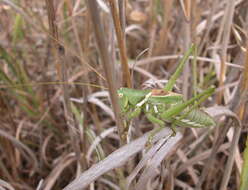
(131, 48, 149, 88)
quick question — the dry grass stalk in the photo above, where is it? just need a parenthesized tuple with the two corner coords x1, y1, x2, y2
(108, 0, 132, 88)
(0, 0, 247, 189)
(85, 0, 125, 144)
(45, 0, 83, 169)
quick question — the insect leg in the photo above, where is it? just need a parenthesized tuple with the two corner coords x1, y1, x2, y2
(160, 87, 215, 119)
(175, 87, 215, 123)
(125, 92, 152, 121)
(145, 112, 165, 145)
(164, 44, 195, 91)
(127, 107, 142, 120)
(136, 92, 152, 107)
(146, 112, 165, 126)
(153, 105, 158, 113)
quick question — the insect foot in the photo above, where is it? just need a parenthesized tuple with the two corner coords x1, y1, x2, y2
(171, 124, 177, 136)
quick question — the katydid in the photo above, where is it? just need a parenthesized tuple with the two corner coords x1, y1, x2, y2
(117, 44, 215, 141)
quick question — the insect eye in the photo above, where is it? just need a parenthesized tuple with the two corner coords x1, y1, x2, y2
(118, 93, 123, 98)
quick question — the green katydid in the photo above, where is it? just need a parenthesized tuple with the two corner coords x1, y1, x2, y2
(117, 44, 215, 141)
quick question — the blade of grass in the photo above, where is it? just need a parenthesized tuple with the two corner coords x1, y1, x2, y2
(12, 14, 24, 43)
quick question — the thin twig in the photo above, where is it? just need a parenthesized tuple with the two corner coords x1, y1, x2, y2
(85, 0, 125, 144)
(182, 12, 191, 99)
(195, 120, 231, 189)
(108, 0, 132, 88)
(45, 0, 82, 168)
(218, 0, 236, 103)
(219, 127, 242, 190)
(118, 0, 126, 36)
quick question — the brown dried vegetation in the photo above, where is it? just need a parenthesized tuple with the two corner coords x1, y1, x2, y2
(0, 0, 248, 190)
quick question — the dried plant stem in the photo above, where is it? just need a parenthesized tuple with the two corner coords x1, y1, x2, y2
(218, 0, 236, 104)
(45, 0, 82, 167)
(147, 0, 156, 59)
(238, 42, 248, 120)
(195, 120, 231, 189)
(220, 40, 248, 188)
(219, 127, 241, 190)
(153, 0, 173, 56)
(182, 22, 191, 99)
(118, 0, 126, 35)
(219, 2, 248, 189)
(108, 0, 132, 88)
(86, 0, 125, 144)
(196, 1, 238, 187)
(198, 1, 218, 54)
(183, 0, 191, 21)
(67, 0, 92, 168)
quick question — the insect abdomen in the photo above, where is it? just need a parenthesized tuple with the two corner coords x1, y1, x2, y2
(174, 109, 215, 128)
